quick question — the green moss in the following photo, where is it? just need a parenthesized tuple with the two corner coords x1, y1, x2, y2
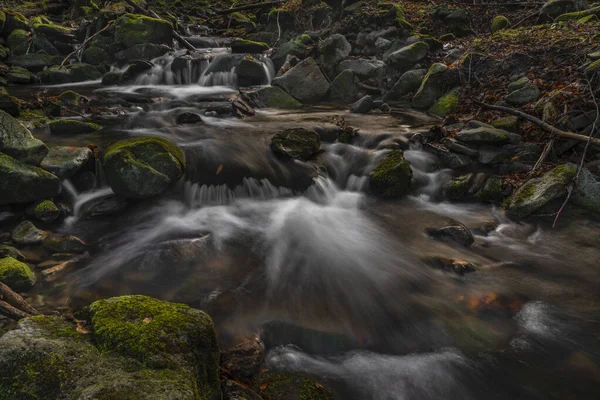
(429, 87, 459, 117)
(18, 110, 49, 129)
(114, 13, 174, 48)
(298, 34, 312, 44)
(491, 15, 510, 32)
(256, 372, 334, 400)
(82, 46, 109, 66)
(254, 86, 302, 109)
(369, 150, 413, 198)
(27, 315, 80, 339)
(231, 39, 269, 53)
(585, 58, 600, 79)
(6, 29, 29, 56)
(555, 6, 600, 22)
(105, 136, 185, 169)
(0, 257, 35, 291)
(48, 119, 102, 135)
(549, 163, 576, 184)
(476, 176, 504, 203)
(58, 90, 84, 106)
(492, 116, 518, 133)
(28, 199, 60, 223)
(445, 174, 473, 201)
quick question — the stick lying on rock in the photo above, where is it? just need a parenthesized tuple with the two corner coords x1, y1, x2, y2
(0, 281, 41, 320)
(475, 101, 600, 147)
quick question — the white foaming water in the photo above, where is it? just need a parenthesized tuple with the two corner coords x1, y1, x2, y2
(199, 68, 237, 86)
(61, 180, 79, 199)
(265, 347, 475, 400)
(64, 187, 115, 226)
(95, 84, 236, 99)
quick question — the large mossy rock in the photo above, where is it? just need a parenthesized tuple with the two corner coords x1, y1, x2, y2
(7, 53, 53, 72)
(0, 110, 48, 165)
(38, 64, 102, 84)
(103, 136, 186, 199)
(0, 87, 20, 117)
(114, 13, 173, 48)
(25, 200, 60, 223)
(271, 38, 311, 71)
(6, 29, 28, 56)
(0, 152, 60, 205)
(505, 164, 576, 220)
(272, 57, 330, 104)
(11, 221, 49, 245)
(251, 86, 302, 109)
(384, 41, 429, 71)
(455, 126, 521, 145)
(40, 145, 93, 179)
(318, 33, 351, 74)
(0, 296, 221, 400)
(429, 87, 460, 117)
(231, 39, 269, 54)
(369, 150, 413, 198)
(270, 128, 321, 160)
(385, 68, 426, 101)
(412, 63, 458, 109)
(540, 0, 589, 21)
(0, 256, 35, 291)
(48, 119, 102, 135)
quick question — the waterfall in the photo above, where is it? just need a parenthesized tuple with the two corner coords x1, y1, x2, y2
(184, 178, 293, 207)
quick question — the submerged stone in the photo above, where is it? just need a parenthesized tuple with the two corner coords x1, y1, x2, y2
(43, 234, 87, 254)
(270, 128, 321, 160)
(427, 221, 475, 247)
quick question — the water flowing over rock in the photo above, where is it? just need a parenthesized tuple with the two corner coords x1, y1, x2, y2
(272, 57, 330, 103)
(102, 137, 186, 199)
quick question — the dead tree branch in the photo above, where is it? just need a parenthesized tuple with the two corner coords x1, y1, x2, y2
(0, 300, 31, 320)
(215, 1, 283, 15)
(60, 20, 115, 67)
(0, 282, 41, 317)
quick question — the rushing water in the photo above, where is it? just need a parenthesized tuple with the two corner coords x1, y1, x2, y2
(14, 48, 600, 399)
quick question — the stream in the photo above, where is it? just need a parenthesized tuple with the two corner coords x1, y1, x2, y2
(14, 48, 600, 399)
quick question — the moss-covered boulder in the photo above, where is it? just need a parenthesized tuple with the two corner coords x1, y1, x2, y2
(0, 257, 35, 291)
(11, 220, 49, 245)
(429, 87, 460, 117)
(254, 372, 334, 400)
(251, 86, 302, 109)
(114, 43, 171, 62)
(0, 153, 60, 205)
(0, 245, 24, 261)
(455, 126, 521, 145)
(270, 128, 321, 160)
(33, 23, 73, 42)
(236, 57, 269, 87)
(506, 164, 576, 220)
(114, 13, 173, 48)
(58, 90, 88, 107)
(369, 150, 413, 198)
(5, 29, 28, 56)
(87, 295, 220, 398)
(384, 41, 429, 70)
(40, 145, 93, 179)
(0, 305, 219, 400)
(82, 46, 109, 66)
(38, 64, 102, 84)
(0, 87, 19, 117)
(541, 0, 590, 21)
(25, 200, 60, 223)
(48, 119, 102, 135)
(6, 66, 35, 84)
(1, 10, 29, 36)
(231, 39, 269, 54)
(412, 63, 459, 109)
(0, 110, 48, 165)
(476, 175, 505, 203)
(492, 116, 519, 133)
(43, 234, 87, 253)
(271, 38, 311, 71)
(491, 15, 510, 32)
(385, 68, 426, 101)
(7, 53, 53, 72)
(427, 221, 475, 247)
(103, 136, 186, 199)
(330, 69, 358, 103)
(272, 57, 330, 104)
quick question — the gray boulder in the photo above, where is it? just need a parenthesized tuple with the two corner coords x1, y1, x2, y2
(41, 146, 93, 179)
(455, 126, 521, 145)
(349, 95, 374, 113)
(330, 69, 358, 103)
(272, 57, 330, 104)
(0, 153, 60, 205)
(384, 41, 429, 70)
(337, 59, 385, 79)
(270, 128, 321, 160)
(412, 63, 459, 109)
(573, 167, 600, 213)
(0, 110, 48, 165)
(385, 69, 426, 101)
(506, 85, 540, 105)
(319, 34, 351, 74)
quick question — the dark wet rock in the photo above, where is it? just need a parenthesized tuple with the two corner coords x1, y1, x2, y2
(433, 5, 474, 37)
(114, 43, 171, 62)
(425, 143, 473, 169)
(271, 38, 311, 70)
(349, 95, 374, 113)
(236, 57, 268, 87)
(0, 87, 20, 117)
(330, 69, 358, 103)
(11, 221, 49, 245)
(38, 64, 102, 84)
(492, 116, 519, 133)
(114, 13, 173, 48)
(102, 71, 125, 85)
(506, 85, 540, 105)
(456, 126, 521, 145)
(385, 68, 426, 101)
(7, 53, 53, 72)
(6, 29, 29, 56)
(440, 138, 478, 157)
(122, 59, 154, 82)
(41, 146, 93, 179)
(540, 0, 589, 21)
(369, 150, 413, 198)
(478, 145, 510, 164)
(82, 46, 109, 66)
(0, 245, 25, 261)
(176, 112, 202, 125)
(81, 195, 128, 219)
(250, 86, 302, 109)
(0, 256, 35, 291)
(503, 142, 541, 162)
(337, 59, 385, 79)
(427, 221, 475, 247)
(0, 153, 60, 206)
(507, 76, 530, 92)
(0, 296, 220, 400)
(424, 256, 477, 275)
(429, 88, 460, 117)
(476, 175, 505, 203)
(384, 41, 429, 70)
(48, 119, 102, 135)
(506, 164, 576, 220)
(221, 337, 264, 383)
(412, 63, 459, 109)
(231, 39, 269, 54)
(272, 57, 330, 104)
(254, 372, 334, 400)
(271, 128, 321, 160)
(572, 167, 600, 213)
(25, 200, 60, 224)
(6, 66, 35, 84)
(0, 110, 48, 165)
(318, 33, 351, 74)
(103, 136, 186, 199)
(42, 234, 87, 254)
(499, 161, 533, 174)
(444, 173, 476, 201)
(58, 90, 89, 107)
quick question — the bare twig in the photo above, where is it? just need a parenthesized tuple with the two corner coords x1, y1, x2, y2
(0, 282, 41, 316)
(531, 137, 554, 173)
(215, 1, 283, 15)
(475, 101, 600, 146)
(60, 20, 115, 67)
(552, 79, 599, 227)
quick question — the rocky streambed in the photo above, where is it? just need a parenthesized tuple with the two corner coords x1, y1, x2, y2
(1, 1, 600, 399)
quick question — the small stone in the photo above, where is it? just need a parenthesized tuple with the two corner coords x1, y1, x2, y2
(176, 112, 202, 125)
(221, 337, 265, 383)
(427, 221, 475, 247)
(270, 128, 321, 160)
(43, 234, 87, 254)
(506, 85, 540, 105)
(349, 95, 374, 114)
(25, 200, 60, 223)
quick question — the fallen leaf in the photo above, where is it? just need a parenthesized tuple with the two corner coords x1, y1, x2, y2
(216, 165, 223, 175)
(143, 317, 152, 324)
(260, 384, 268, 391)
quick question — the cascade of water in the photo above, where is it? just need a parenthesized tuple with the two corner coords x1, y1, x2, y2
(184, 177, 293, 207)
(61, 180, 79, 199)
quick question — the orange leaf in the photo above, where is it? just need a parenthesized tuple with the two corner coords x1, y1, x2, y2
(260, 384, 268, 391)
(216, 165, 223, 175)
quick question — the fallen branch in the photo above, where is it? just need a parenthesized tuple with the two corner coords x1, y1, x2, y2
(60, 20, 115, 67)
(475, 101, 600, 147)
(531, 137, 554, 173)
(0, 282, 41, 316)
(125, 0, 196, 51)
(215, 1, 283, 15)
(0, 300, 31, 320)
